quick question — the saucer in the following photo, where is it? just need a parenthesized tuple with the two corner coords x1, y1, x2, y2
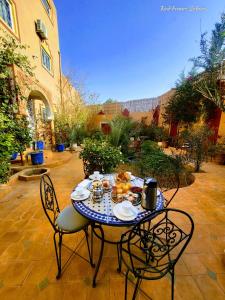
(89, 174, 104, 180)
(113, 203, 138, 221)
(71, 189, 90, 201)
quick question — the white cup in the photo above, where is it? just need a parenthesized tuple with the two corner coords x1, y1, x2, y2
(121, 200, 133, 216)
(75, 187, 85, 196)
(93, 171, 100, 179)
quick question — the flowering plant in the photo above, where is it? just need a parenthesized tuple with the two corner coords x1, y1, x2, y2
(80, 138, 123, 176)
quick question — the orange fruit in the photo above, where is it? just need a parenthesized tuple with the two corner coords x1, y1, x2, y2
(117, 188, 123, 194)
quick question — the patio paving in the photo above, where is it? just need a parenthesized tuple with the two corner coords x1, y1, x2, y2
(0, 154, 224, 299)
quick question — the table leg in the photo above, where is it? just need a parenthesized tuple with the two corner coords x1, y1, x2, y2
(92, 223, 105, 287)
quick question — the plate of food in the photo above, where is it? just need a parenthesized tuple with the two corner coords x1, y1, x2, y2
(124, 191, 141, 206)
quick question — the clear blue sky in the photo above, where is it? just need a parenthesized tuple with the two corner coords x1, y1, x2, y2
(54, 0, 225, 102)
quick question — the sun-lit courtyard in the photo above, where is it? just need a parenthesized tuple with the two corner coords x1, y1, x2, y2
(1, 1, 225, 300)
(0, 152, 224, 300)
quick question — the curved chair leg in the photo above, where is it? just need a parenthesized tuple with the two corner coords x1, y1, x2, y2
(53, 232, 63, 279)
(117, 242, 122, 273)
(132, 277, 141, 300)
(171, 268, 175, 300)
(84, 226, 95, 268)
(125, 269, 129, 300)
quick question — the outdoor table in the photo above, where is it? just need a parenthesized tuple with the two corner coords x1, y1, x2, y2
(72, 175, 164, 287)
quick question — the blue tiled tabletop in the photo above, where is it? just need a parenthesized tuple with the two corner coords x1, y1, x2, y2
(72, 175, 164, 227)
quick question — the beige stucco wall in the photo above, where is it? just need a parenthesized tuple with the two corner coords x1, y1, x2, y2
(0, 0, 61, 109)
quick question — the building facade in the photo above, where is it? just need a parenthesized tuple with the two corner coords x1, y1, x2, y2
(0, 0, 62, 148)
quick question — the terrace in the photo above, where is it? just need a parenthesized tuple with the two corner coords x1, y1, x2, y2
(0, 1, 225, 299)
(0, 152, 224, 300)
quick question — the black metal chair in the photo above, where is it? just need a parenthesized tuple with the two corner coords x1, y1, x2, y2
(40, 174, 94, 279)
(118, 208, 194, 300)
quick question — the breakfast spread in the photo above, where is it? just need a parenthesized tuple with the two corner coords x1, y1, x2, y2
(89, 171, 142, 205)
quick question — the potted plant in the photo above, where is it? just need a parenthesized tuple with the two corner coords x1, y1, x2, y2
(36, 140, 44, 150)
(54, 129, 65, 152)
(29, 150, 44, 165)
(54, 116, 69, 152)
(79, 138, 123, 177)
(10, 152, 18, 160)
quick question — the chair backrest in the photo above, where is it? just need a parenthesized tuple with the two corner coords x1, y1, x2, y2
(125, 208, 194, 280)
(153, 170, 180, 207)
(40, 174, 60, 231)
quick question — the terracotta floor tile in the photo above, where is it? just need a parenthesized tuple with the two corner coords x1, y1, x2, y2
(0, 156, 224, 299)
(197, 253, 225, 274)
(0, 286, 21, 300)
(37, 283, 65, 300)
(141, 276, 171, 300)
(0, 261, 32, 286)
(110, 276, 142, 300)
(182, 254, 208, 275)
(62, 282, 87, 300)
(217, 273, 225, 293)
(195, 275, 225, 300)
(24, 259, 54, 285)
(175, 275, 204, 300)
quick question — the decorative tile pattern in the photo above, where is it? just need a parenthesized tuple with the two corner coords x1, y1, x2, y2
(72, 176, 164, 226)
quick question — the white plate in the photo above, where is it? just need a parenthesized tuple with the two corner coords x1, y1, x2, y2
(113, 203, 138, 221)
(89, 174, 104, 180)
(130, 175, 135, 181)
(71, 189, 90, 201)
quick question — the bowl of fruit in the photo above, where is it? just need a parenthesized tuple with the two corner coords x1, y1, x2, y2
(116, 172, 131, 183)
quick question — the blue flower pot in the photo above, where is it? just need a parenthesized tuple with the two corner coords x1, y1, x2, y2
(56, 144, 65, 152)
(36, 140, 44, 150)
(30, 151, 44, 165)
(11, 152, 18, 160)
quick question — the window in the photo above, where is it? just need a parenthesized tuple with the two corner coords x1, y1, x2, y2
(41, 47, 51, 72)
(41, 0, 51, 15)
(0, 0, 13, 29)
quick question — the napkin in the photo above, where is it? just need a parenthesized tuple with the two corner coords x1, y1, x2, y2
(77, 179, 91, 189)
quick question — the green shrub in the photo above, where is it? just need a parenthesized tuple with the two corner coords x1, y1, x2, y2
(108, 116, 141, 157)
(0, 32, 33, 181)
(138, 140, 183, 179)
(69, 124, 88, 146)
(141, 140, 162, 155)
(80, 138, 123, 175)
(140, 124, 169, 142)
(0, 160, 11, 184)
(180, 124, 213, 172)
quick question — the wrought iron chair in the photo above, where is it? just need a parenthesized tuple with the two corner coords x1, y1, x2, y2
(40, 174, 94, 279)
(118, 208, 194, 300)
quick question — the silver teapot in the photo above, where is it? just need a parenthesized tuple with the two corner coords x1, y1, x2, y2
(92, 180, 104, 202)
